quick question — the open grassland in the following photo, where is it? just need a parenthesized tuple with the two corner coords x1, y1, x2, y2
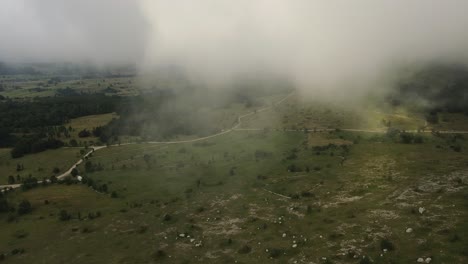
(64, 113, 119, 146)
(0, 148, 83, 185)
(0, 129, 467, 263)
(432, 113, 468, 131)
(240, 94, 430, 131)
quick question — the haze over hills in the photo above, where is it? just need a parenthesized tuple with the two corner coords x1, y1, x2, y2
(0, 1, 468, 264)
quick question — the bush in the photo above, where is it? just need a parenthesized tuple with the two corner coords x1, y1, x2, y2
(380, 238, 395, 251)
(237, 245, 251, 254)
(360, 256, 372, 264)
(162, 214, 172, 222)
(59, 209, 71, 221)
(17, 200, 32, 215)
(153, 250, 167, 260)
(268, 248, 283, 258)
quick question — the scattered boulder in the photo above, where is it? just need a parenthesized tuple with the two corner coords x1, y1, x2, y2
(418, 207, 425, 214)
(406, 228, 413, 233)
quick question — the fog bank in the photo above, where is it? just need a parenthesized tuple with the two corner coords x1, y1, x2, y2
(2, 1, 468, 92)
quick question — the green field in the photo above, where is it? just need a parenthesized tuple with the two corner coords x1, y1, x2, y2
(64, 113, 119, 146)
(0, 87, 467, 263)
(0, 148, 84, 185)
(0, 128, 467, 263)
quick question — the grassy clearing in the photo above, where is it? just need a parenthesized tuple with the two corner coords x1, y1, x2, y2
(0, 148, 83, 185)
(64, 113, 119, 146)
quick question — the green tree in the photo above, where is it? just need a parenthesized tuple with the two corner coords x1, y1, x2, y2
(7, 175, 15, 184)
(59, 209, 70, 221)
(17, 200, 32, 215)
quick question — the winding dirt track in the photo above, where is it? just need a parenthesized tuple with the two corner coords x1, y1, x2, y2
(2, 92, 467, 190)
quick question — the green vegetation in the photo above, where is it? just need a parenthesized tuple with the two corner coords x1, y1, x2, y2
(0, 148, 83, 185)
(0, 127, 466, 263)
(0, 63, 467, 263)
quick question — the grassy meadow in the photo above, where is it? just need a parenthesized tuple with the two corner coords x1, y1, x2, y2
(0, 128, 467, 263)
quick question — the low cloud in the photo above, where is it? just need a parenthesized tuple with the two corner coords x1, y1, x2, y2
(2, 1, 468, 92)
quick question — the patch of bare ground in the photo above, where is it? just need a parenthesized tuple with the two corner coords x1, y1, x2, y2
(389, 170, 468, 205)
(248, 203, 275, 221)
(201, 218, 245, 236)
(286, 203, 305, 218)
(369, 209, 400, 220)
(357, 155, 400, 181)
(209, 193, 242, 208)
(322, 195, 363, 208)
(337, 239, 364, 258)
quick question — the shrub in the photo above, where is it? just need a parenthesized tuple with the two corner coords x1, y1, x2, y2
(59, 209, 71, 221)
(17, 200, 32, 215)
(268, 248, 283, 258)
(153, 250, 167, 260)
(237, 245, 251, 254)
(380, 238, 395, 251)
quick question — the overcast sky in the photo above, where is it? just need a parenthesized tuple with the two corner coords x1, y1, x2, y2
(2, 0, 468, 88)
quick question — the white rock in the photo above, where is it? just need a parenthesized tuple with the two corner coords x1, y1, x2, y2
(322, 257, 327, 260)
(190, 239, 195, 243)
(417, 258, 424, 263)
(406, 228, 413, 233)
(179, 233, 186, 237)
(292, 244, 297, 248)
(419, 207, 425, 214)
(383, 249, 388, 252)
(282, 233, 286, 238)
(425, 257, 432, 263)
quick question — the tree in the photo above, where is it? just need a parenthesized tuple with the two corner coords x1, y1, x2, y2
(85, 161, 93, 172)
(17, 200, 32, 215)
(7, 175, 15, 184)
(78, 129, 91, 138)
(0, 196, 11, 213)
(71, 168, 78, 177)
(400, 132, 414, 144)
(69, 139, 78, 147)
(49, 175, 58, 184)
(59, 209, 71, 221)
